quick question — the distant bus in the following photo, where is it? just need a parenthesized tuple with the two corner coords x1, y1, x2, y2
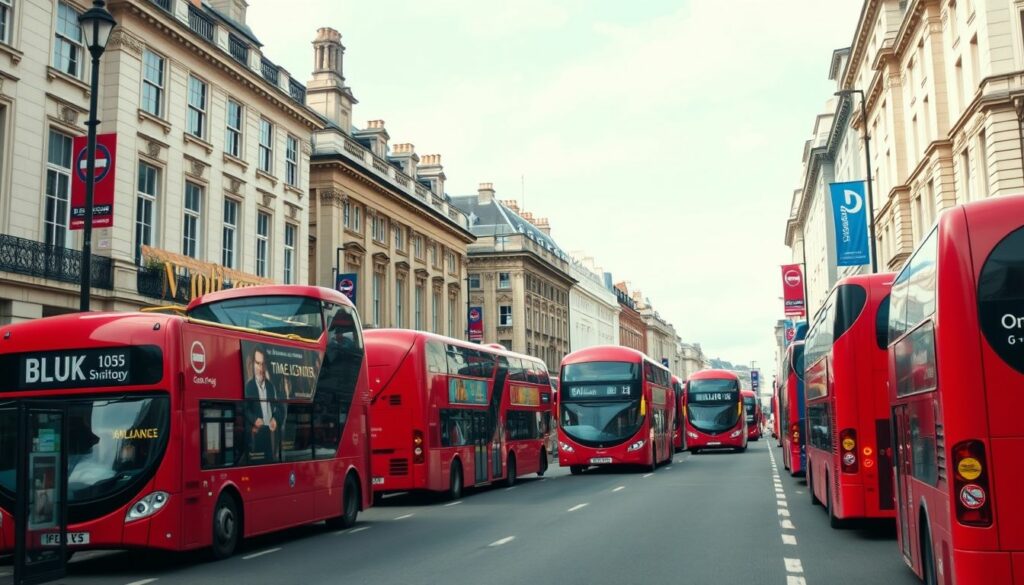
(558, 346, 674, 474)
(365, 330, 552, 500)
(772, 384, 780, 444)
(803, 273, 896, 528)
(742, 389, 762, 441)
(780, 340, 806, 475)
(886, 197, 1024, 584)
(0, 286, 370, 561)
(672, 376, 686, 452)
(683, 369, 747, 453)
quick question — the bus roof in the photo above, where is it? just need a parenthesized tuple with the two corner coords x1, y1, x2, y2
(0, 311, 178, 353)
(363, 329, 548, 368)
(186, 285, 353, 311)
(741, 389, 757, 398)
(561, 345, 649, 366)
(687, 368, 740, 382)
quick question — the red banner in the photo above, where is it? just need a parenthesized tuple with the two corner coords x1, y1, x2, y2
(468, 306, 483, 342)
(70, 133, 118, 230)
(781, 264, 806, 317)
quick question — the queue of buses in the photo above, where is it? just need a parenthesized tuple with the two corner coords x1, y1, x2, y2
(771, 195, 1024, 585)
(0, 282, 762, 570)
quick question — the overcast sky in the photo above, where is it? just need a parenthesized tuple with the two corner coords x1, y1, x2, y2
(249, 0, 864, 378)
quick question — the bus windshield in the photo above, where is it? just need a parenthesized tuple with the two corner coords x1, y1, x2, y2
(562, 361, 639, 383)
(560, 361, 642, 446)
(687, 379, 740, 433)
(744, 396, 757, 424)
(188, 295, 325, 340)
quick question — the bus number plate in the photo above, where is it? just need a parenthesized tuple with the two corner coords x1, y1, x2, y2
(707, 442, 721, 446)
(41, 532, 89, 546)
(589, 457, 612, 464)
(371, 477, 384, 485)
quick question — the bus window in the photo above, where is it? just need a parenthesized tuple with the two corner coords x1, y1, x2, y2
(188, 295, 325, 339)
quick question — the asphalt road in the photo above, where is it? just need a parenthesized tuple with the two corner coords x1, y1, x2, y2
(1, 440, 922, 585)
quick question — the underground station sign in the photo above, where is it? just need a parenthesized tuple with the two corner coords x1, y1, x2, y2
(70, 133, 118, 230)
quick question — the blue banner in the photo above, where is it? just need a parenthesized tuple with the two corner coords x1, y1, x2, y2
(750, 369, 760, 392)
(829, 181, 870, 266)
(335, 272, 358, 305)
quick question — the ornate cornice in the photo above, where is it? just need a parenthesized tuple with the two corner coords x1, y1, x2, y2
(107, 28, 145, 56)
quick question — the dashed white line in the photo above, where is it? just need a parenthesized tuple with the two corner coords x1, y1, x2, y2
(665, 466, 672, 470)
(612, 486, 625, 492)
(444, 500, 463, 507)
(781, 519, 795, 530)
(349, 526, 370, 534)
(778, 508, 791, 517)
(242, 548, 281, 560)
(781, 534, 797, 545)
(394, 513, 414, 520)
(787, 577, 808, 585)
(489, 536, 516, 547)
(125, 580, 158, 585)
(784, 558, 804, 573)
(504, 486, 517, 491)
(777, 500, 788, 507)
(567, 503, 589, 512)
(642, 473, 654, 478)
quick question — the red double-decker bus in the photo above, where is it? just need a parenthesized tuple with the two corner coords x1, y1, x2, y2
(742, 389, 762, 441)
(886, 196, 1024, 585)
(672, 376, 686, 452)
(780, 340, 806, 474)
(0, 285, 371, 563)
(803, 273, 896, 528)
(682, 369, 746, 453)
(772, 384, 781, 444)
(558, 346, 674, 474)
(365, 330, 552, 500)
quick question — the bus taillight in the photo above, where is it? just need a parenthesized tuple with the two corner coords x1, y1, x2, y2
(952, 440, 992, 527)
(413, 430, 425, 464)
(791, 423, 799, 442)
(839, 428, 858, 473)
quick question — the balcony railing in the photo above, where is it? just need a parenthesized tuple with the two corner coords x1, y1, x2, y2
(149, 0, 172, 12)
(0, 234, 113, 290)
(289, 79, 306, 104)
(260, 58, 279, 85)
(188, 4, 215, 42)
(228, 34, 249, 65)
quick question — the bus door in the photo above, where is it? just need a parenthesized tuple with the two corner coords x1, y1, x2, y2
(892, 405, 914, 561)
(491, 363, 508, 480)
(13, 402, 69, 585)
(472, 412, 489, 484)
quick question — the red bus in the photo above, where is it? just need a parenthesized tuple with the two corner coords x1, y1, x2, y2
(683, 369, 747, 453)
(742, 389, 762, 441)
(672, 376, 686, 452)
(803, 273, 896, 528)
(772, 383, 781, 444)
(886, 196, 1024, 585)
(0, 285, 370, 562)
(557, 346, 674, 474)
(780, 340, 806, 474)
(365, 330, 552, 500)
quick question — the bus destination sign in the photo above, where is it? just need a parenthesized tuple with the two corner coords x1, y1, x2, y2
(691, 391, 737, 403)
(564, 384, 635, 400)
(0, 346, 164, 391)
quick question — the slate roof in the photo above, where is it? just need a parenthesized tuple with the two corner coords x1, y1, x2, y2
(449, 196, 568, 261)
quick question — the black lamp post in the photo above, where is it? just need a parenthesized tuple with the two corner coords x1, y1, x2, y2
(835, 88, 878, 274)
(77, 0, 116, 312)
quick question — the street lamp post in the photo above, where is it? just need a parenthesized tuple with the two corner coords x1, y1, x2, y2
(835, 88, 878, 274)
(1013, 96, 1024, 183)
(77, 0, 116, 312)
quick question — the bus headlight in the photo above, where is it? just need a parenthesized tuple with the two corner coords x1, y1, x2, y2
(126, 491, 170, 522)
(559, 442, 575, 453)
(627, 439, 646, 452)
(687, 432, 698, 440)
(730, 430, 742, 439)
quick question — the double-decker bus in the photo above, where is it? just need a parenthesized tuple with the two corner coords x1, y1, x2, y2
(683, 369, 746, 453)
(803, 273, 896, 528)
(365, 330, 552, 500)
(672, 376, 686, 452)
(772, 384, 780, 444)
(0, 286, 370, 564)
(743, 389, 762, 441)
(558, 346, 674, 474)
(886, 196, 1024, 585)
(780, 340, 806, 474)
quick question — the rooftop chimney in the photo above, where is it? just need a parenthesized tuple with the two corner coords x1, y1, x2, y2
(417, 155, 446, 196)
(209, 0, 248, 23)
(534, 217, 551, 235)
(353, 119, 389, 158)
(500, 199, 520, 213)
(477, 182, 496, 204)
(307, 27, 357, 132)
(389, 143, 419, 176)
(521, 211, 535, 223)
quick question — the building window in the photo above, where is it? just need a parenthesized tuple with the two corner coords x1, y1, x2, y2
(394, 224, 405, 251)
(447, 251, 456, 274)
(53, 2, 83, 78)
(285, 135, 299, 186)
(960, 149, 973, 203)
(182, 182, 202, 258)
(500, 305, 513, 326)
(413, 234, 423, 259)
(371, 214, 387, 243)
(256, 211, 270, 277)
(0, 0, 12, 45)
(978, 130, 989, 198)
(353, 205, 361, 232)
(283, 223, 296, 284)
(222, 198, 238, 268)
(430, 243, 438, 267)
(468, 273, 481, 289)
(415, 283, 424, 330)
(225, 100, 243, 158)
(372, 272, 382, 326)
(432, 290, 440, 333)
(44, 130, 73, 248)
(342, 199, 351, 229)
(258, 118, 274, 174)
(187, 75, 208, 139)
(141, 50, 165, 117)
(498, 272, 511, 289)
(135, 162, 160, 264)
(448, 296, 456, 337)
(395, 278, 405, 328)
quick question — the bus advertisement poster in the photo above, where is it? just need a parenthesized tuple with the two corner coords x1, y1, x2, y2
(468, 306, 483, 342)
(449, 378, 488, 405)
(240, 340, 322, 402)
(510, 385, 541, 407)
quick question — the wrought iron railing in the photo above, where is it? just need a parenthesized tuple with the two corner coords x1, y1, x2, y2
(137, 266, 191, 304)
(261, 58, 279, 85)
(0, 234, 113, 289)
(228, 34, 249, 66)
(149, 0, 172, 12)
(289, 79, 306, 104)
(188, 4, 215, 42)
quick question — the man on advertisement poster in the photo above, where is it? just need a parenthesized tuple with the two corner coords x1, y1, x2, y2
(244, 344, 284, 461)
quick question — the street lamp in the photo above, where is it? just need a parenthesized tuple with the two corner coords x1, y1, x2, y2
(1013, 95, 1024, 183)
(835, 88, 878, 274)
(77, 0, 117, 312)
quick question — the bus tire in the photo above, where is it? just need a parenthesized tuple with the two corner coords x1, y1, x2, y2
(826, 475, 846, 529)
(569, 465, 585, 475)
(808, 467, 820, 506)
(211, 492, 241, 560)
(537, 449, 548, 477)
(648, 445, 657, 472)
(921, 520, 938, 585)
(326, 474, 360, 530)
(690, 448, 700, 455)
(504, 453, 517, 487)
(447, 460, 463, 501)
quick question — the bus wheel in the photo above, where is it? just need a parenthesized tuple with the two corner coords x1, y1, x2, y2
(921, 523, 938, 585)
(648, 446, 657, 472)
(327, 474, 360, 530)
(447, 460, 463, 501)
(537, 449, 548, 477)
(569, 465, 585, 475)
(826, 476, 846, 529)
(808, 468, 820, 506)
(211, 492, 240, 560)
(504, 454, 517, 487)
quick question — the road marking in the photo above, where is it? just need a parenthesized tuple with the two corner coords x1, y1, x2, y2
(125, 580, 158, 585)
(795, 490, 805, 494)
(778, 508, 790, 517)
(665, 466, 672, 470)
(784, 558, 804, 573)
(349, 526, 370, 534)
(567, 503, 589, 512)
(642, 473, 654, 478)
(781, 534, 797, 545)
(780, 519, 796, 530)
(242, 548, 281, 560)
(394, 513, 414, 520)
(504, 486, 517, 491)
(787, 577, 807, 585)
(612, 486, 625, 492)
(778, 500, 788, 507)
(444, 500, 463, 507)
(489, 536, 516, 547)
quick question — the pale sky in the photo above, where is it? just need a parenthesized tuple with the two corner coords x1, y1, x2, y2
(248, 0, 864, 379)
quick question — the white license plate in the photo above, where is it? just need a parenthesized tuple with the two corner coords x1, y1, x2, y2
(589, 457, 612, 464)
(371, 477, 385, 485)
(707, 442, 721, 446)
(41, 532, 90, 546)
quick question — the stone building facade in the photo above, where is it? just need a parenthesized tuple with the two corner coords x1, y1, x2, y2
(567, 252, 619, 353)
(613, 281, 646, 354)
